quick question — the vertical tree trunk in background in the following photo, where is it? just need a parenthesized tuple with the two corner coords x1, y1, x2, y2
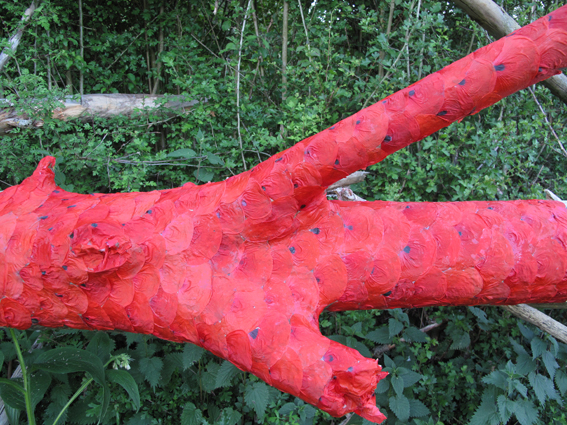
(79, 0, 84, 104)
(0, 1, 37, 72)
(151, 1, 165, 95)
(454, 0, 567, 105)
(282, 1, 289, 102)
(378, 0, 395, 80)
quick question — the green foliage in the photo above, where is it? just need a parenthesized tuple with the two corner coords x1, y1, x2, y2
(0, 0, 566, 424)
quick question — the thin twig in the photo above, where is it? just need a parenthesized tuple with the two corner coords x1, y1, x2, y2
(528, 86, 567, 158)
(236, 0, 253, 171)
(298, 0, 312, 62)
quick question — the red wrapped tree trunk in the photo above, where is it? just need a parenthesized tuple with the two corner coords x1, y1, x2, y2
(1, 6, 567, 423)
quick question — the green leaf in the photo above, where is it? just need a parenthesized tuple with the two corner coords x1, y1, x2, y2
(408, 398, 430, 417)
(513, 380, 528, 398)
(482, 370, 507, 391)
(541, 351, 559, 380)
(402, 327, 428, 343)
(388, 319, 404, 338)
(555, 370, 567, 396)
(365, 327, 391, 344)
(215, 361, 240, 389)
(201, 362, 220, 393)
(528, 372, 556, 405)
(513, 400, 538, 425)
(106, 369, 140, 411)
(86, 332, 114, 364)
(125, 412, 155, 425)
(375, 378, 390, 394)
(449, 331, 470, 350)
(222, 20, 231, 31)
(34, 348, 105, 387)
(162, 352, 183, 386)
(468, 391, 500, 425)
(245, 381, 269, 419)
(182, 344, 204, 369)
(391, 375, 404, 396)
(517, 322, 534, 341)
(0, 378, 26, 410)
(217, 407, 242, 425)
(400, 370, 423, 387)
(510, 338, 528, 356)
(389, 394, 410, 422)
(181, 402, 205, 425)
(138, 357, 163, 390)
(0, 350, 5, 369)
(194, 168, 214, 182)
(278, 402, 297, 416)
(168, 148, 197, 159)
(496, 395, 513, 424)
(206, 152, 224, 165)
(530, 337, 546, 359)
(383, 355, 396, 370)
(4, 405, 20, 425)
(30, 370, 51, 408)
(516, 353, 536, 375)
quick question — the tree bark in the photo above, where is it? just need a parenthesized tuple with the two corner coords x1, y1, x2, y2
(0, 94, 202, 135)
(501, 304, 567, 344)
(0, 1, 37, 72)
(454, 0, 567, 105)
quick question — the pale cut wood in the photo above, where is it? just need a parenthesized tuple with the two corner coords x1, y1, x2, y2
(327, 171, 369, 190)
(453, 0, 567, 105)
(0, 94, 201, 135)
(501, 304, 567, 344)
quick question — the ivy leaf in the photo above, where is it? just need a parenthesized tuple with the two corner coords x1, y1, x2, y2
(541, 351, 559, 380)
(183, 343, 204, 369)
(402, 327, 428, 343)
(388, 319, 404, 338)
(391, 375, 404, 396)
(35, 348, 105, 387)
(245, 381, 269, 419)
(468, 391, 500, 425)
(389, 394, 410, 422)
(181, 402, 205, 425)
(106, 369, 140, 411)
(513, 400, 538, 425)
(215, 361, 240, 389)
(408, 398, 430, 417)
(168, 148, 197, 159)
(217, 407, 242, 425)
(138, 357, 163, 390)
(365, 327, 391, 344)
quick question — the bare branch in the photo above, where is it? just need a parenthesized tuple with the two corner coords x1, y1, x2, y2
(0, 1, 38, 72)
(236, 0, 253, 171)
(501, 304, 567, 344)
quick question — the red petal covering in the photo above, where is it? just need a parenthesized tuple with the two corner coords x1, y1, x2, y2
(1, 8, 567, 423)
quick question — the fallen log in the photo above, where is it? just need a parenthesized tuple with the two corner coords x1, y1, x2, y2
(0, 94, 202, 135)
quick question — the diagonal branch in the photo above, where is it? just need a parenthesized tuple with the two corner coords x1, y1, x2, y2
(453, 0, 567, 105)
(0, 1, 38, 72)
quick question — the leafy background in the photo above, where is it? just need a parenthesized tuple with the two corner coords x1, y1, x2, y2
(0, 0, 566, 424)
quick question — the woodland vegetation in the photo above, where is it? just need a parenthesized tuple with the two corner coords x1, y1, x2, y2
(0, 0, 566, 424)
